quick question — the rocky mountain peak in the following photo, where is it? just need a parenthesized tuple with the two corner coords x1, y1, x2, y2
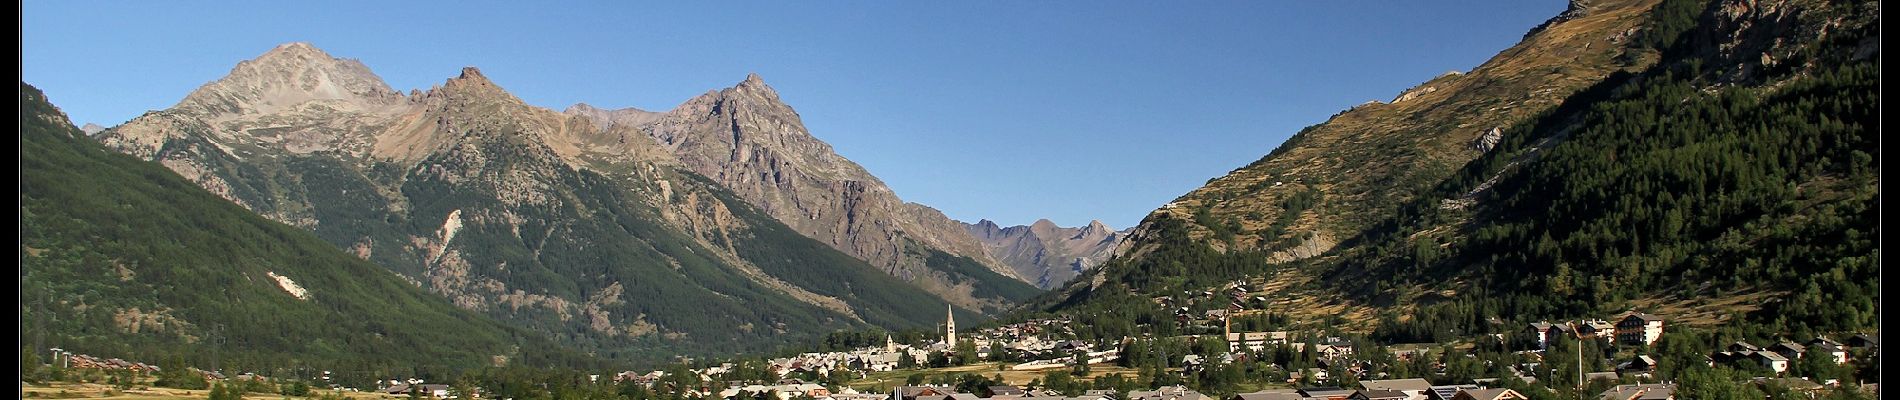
(455, 66, 489, 82)
(729, 72, 783, 103)
(79, 123, 107, 136)
(442, 66, 500, 91)
(176, 41, 397, 116)
(1028, 219, 1063, 238)
(422, 66, 525, 106)
(965, 218, 1127, 289)
(969, 219, 1006, 238)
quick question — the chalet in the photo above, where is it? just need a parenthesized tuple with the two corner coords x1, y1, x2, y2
(1767, 341, 1806, 360)
(1528, 322, 1557, 349)
(1847, 334, 1879, 349)
(1129, 385, 1211, 400)
(1577, 320, 1616, 339)
(1597, 384, 1674, 400)
(1181, 355, 1205, 371)
(65, 354, 107, 369)
(1314, 343, 1355, 359)
(1450, 388, 1527, 400)
(1753, 351, 1790, 373)
(1709, 351, 1741, 365)
(1233, 389, 1303, 400)
(1425, 386, 1478, 400)
(1349, 390, 1409, 400)
(1728, 341, 1762, 352)
(1226, 332, 1287, 353)
(189, 368, 226, 381)
(1550, 322, 1574, 338)
(916, 393, 981, 400)
(1205, 309, 1230, 320)
(1809, 336, 1844, 348)
(1618, 355, 1657, 374)
(1809, 341, 1849, 364)
(1359, 378, 1432, 400)
(1616, 314, 1664, 346)
(1296, 387, 1355, 400)
(384, 384, 451, 398)
(989, 386, 1027, 397)
(893, 386, 956, 400)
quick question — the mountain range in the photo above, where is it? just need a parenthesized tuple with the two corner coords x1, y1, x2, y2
(85, 43, 1041, 362)
(966, 219, 1127, 289)
(23, 0, 1876, 376)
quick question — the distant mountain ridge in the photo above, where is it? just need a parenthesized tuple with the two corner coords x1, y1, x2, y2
(965, 219, 1127, 289)
(91, 43, 1028, 362)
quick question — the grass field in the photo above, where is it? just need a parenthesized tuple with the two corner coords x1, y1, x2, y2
(20, 381, 406, 400)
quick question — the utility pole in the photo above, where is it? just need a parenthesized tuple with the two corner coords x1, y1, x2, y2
(35, 294, 49, 363)
(211, 323, 224, 374)
(1573, 327, 1584, 399)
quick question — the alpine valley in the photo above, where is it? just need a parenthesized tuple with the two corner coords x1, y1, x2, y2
(19, 0, 1880, 398)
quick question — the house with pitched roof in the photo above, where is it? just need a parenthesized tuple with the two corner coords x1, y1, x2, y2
(1616, 314, 1664, 346)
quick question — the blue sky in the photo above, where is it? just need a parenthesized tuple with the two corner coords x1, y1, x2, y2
(23, 1, 1564, 228)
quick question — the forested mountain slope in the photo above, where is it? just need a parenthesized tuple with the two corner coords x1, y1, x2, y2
(21, 83, 603, 382)
(1032, 0, 1877, 343)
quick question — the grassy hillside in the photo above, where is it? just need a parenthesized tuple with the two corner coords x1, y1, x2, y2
(1113, 0, 1665, 260)
(1029, 0, 1877, 342)
(1335, 0, 1878, 340)
(19, 83, 605, 384)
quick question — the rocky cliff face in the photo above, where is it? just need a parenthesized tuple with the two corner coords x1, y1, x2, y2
(92, 43, 994, 361)
(966, 219, 1126, 289)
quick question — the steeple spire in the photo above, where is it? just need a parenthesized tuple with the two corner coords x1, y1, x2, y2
(945, 305, 957, 345)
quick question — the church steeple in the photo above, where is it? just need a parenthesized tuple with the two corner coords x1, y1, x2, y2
(945, 305, 957, 345)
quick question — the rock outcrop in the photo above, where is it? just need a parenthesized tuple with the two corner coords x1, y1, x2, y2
(1472, 127, 1504, 153)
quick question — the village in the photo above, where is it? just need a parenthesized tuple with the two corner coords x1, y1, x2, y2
(28, 303, 1877, 400)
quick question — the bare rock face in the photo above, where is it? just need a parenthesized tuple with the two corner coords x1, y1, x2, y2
(965, 219, 1127, 289)
(634, 74, 1029, 303)
(1472, 127, 1505, 153)
(174, 42, 404, 117)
